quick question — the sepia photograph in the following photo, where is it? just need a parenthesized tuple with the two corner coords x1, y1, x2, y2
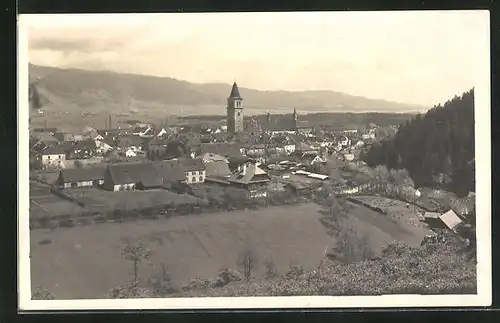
(17, 11, 491, 310)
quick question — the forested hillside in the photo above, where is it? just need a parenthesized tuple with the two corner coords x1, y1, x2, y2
(363, 89, 475, 197)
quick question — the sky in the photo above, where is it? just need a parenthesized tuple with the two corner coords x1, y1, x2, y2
(22, 11, 489, 107)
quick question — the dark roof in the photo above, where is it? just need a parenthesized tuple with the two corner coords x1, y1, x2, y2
(200, 143, 242, 158)
(152, 160, 185, 183)
(107, 162, 162, 187)
(229, 82, 242, 99)
(72, 140, 97, 151)
(179, 158, 206, 171)
(204, 160, 231, 177)
(42, 145, 68, 155)
(33, 127, 59, 133)
(58, 167, 106, 183)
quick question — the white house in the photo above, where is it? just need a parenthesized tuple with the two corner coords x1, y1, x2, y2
(125, 149, 137, 157)
(40, 146, 67, 168)
(283, 143, 296, 155)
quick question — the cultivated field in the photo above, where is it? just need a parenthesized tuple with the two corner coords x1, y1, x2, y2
(30, 199, 434, 299)
(350, 195, 428, 229)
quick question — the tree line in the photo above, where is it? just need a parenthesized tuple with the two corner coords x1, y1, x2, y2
(362, 89, 475, 197)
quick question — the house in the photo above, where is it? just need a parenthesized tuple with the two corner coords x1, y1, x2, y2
(116, 135, 144, 152)
(283, 142, 296, 155)
(204, 160, 232, 179)
(338, 135, 351, 148)
(69, 140, 97, 159)
(290, 151, 326, 166)
(343, 153, 355, 162)
(201, 152, 228, 163)
(56, 167, 106, 189)
(132, 125, 153, 137)
(125, 149, 137, 157)
(199, 142, 243, 158)
(180, 158, 206, 184)
(246, 144, 267, 157)
(104, 162, 163, 191)
(94, 139, 113, 154)
(439, 209, 463, 231)
(40, 145, 67, 168)
(228, 162, 271, 192)
(296, 142, 317, 154)
(53, 132, 76, 142)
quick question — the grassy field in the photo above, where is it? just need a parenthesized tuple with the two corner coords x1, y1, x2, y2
(30, 200, 434, 299)
(63, 188, 200, 213)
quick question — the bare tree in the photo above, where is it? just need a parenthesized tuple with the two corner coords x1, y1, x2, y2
(32, 286, 55, 300)
(333, 223, 373, 263)
(264, 256, 278, 279)
(238, 246, 259, 280)
(122, 241, 153, 291)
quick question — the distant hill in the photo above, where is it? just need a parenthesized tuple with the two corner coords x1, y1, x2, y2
(362, 89, 475, 196)
(28, 64, 426, 117)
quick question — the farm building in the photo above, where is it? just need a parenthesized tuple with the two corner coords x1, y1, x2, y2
(180, 158, 206, 184)
(152, 160, 185, 186)
(40, 145, 67, 168)
(56, 167, 106, 189)
(439, 209, 463, 232)
(204, 160, 232, 179)
(103, 162, 162, 191)
(228, 162, 271, 197)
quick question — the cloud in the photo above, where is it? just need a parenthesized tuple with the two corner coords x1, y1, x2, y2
(23, 11, 489, 106)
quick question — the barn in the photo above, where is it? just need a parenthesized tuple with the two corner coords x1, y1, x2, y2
(56, 167, 106, 189)
(103, 162, 163, 191)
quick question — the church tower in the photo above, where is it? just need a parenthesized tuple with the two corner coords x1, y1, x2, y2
(292, 108, 298, 130)
(227, 82, 244, 133)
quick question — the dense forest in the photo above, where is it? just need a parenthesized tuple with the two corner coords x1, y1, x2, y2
(362, 89, 475, 197)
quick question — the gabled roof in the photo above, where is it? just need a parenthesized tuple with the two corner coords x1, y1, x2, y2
(152, 160, 185, 183)
(439, 209, 463, 231)
(201, 153, 228, 163)
(200, 143, 242, 158)
(107, 162, 162, 187)
(42, 145, 68, 155)
(228, 163, 270, 185)
(58, 167, 106, 183)
(72, 140, 97, 151)
(204, 160, 231, 178)
(229, 82, 242, 99)
(179, 158, 206, 172)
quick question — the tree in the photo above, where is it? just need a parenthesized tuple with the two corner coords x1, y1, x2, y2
(264, 256, 278, 279)
(121, 241, 153, 291)
(238, 246, 259, 280)
(32, 286, 55, 300)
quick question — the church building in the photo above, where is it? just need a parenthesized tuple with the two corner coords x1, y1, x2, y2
(226, 82, 244, 134)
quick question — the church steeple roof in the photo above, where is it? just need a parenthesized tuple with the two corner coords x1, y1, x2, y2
(229, 82, 242, 99)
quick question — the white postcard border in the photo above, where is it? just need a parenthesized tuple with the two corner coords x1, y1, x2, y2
(17, 11, 492, 310)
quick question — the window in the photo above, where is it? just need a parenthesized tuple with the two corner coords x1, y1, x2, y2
(192, 177, 196, 182)
(185, 172, 189, 177)
(199, 176, 204, 182)
(47, 156, 51, 160)
(194, 171, 198, 175)
(237, 112, 241, 116)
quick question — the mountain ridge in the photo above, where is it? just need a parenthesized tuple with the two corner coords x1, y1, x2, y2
(28, 64, 427, 117)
